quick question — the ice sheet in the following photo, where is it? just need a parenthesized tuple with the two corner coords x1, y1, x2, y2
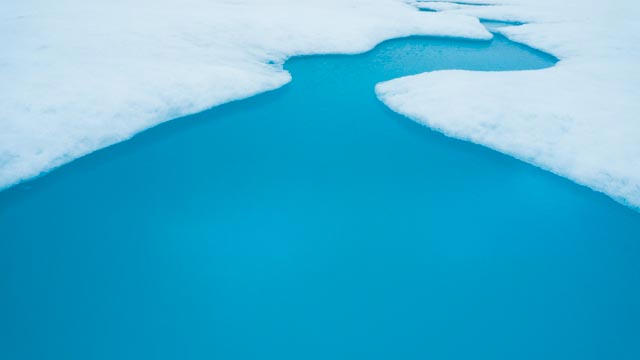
(0, 0, 490, 189)
(380, 0, 640, 208)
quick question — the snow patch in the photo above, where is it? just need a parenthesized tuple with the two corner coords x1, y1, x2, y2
(0, 0, 490, 189)
(379, 0, 640, 208)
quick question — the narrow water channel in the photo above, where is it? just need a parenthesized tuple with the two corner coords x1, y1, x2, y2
(1, 28, 639, 360)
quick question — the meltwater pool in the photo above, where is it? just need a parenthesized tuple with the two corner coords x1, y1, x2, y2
(1, 29, 639, 359)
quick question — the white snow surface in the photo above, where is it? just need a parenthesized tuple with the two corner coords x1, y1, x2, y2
(3, 0, 640, 210)
(379, 0, 640, 208)
(0, 0, 490, 189)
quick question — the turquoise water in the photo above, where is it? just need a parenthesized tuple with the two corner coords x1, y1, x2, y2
(2, 32, 640, 359)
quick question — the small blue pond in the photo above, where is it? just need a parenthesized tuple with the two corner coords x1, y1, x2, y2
(1, 29, 640, 359)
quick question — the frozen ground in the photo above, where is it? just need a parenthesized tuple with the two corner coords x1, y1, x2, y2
(379, 0, 640, 208)
(0, 0, 489, 189)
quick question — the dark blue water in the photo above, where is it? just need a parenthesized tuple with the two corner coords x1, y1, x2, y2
(2, 32, 640, 360)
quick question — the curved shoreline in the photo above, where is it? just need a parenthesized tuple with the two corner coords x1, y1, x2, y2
(0, 2, 492, 191)
(386, 1, 640, 209)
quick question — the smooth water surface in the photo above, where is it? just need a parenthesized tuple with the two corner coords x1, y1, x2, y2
(1, 32, 640, 359)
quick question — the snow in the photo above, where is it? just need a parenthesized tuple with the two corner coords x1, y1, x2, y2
(3, 0, 639, 210)
(379, 0, 640, 208)
(0, 0, 490, 189)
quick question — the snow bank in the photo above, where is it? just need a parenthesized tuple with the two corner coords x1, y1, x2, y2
(379, 0, 640, 208)
(0, 0, 490, 189)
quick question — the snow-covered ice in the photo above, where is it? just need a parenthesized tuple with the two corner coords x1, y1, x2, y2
(0, 0, 489, 189)
(2, 0, 639, 210)
(379, 0, 640, 208)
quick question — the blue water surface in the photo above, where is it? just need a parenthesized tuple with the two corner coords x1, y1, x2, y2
(1, 32, 640, 360)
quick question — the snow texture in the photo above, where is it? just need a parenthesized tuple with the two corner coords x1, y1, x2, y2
(379, 0, 640, 208)
(0, 0, 490, 189)
(3, 0, 639, 210)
